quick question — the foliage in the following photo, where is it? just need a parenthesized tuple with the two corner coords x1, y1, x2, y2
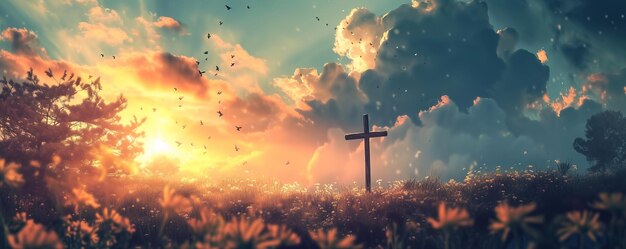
(0, 68, 145, 188)
(573, 110, 626, 172)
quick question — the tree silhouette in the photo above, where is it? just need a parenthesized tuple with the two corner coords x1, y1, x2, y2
(573, 110, 626, 172)
(0, 68, 145, 190)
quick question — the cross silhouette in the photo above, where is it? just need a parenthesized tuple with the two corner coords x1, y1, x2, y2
(345, 114, 388, 192)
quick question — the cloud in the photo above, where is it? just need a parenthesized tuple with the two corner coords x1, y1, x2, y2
(0, 28, 46, 56)
(87, 6, 122, 24)
(111, 51, 212, 98)
(153, 16, 188, 35)
(334, 8, 386, 72)
(78, 22, 131, 46)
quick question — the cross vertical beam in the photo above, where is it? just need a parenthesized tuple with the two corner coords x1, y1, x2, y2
(345, 114, 388, 192)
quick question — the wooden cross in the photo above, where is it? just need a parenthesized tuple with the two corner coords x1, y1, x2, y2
(345, 114, 388, 192)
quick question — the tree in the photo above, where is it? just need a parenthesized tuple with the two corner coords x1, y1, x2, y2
(0, 68, 145, 190)
(573, 110, 626, 172)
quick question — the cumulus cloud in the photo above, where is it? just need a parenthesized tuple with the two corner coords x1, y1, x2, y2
(78, 22, 131, 46)
(334, 8, 386, 72)
(0, 28, 46, 56)
(154, 16, 188, 35)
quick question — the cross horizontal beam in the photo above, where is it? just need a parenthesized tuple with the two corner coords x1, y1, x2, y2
(345, 131, 388, 140)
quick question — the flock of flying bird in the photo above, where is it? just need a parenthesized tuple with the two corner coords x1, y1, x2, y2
(98, 3, 358, 166)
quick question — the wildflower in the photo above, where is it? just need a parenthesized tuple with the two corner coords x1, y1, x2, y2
(8, 220, 63, 249)
(66, 219, 99, 246)
(222, 217, 279, 249)
(0, 159, 24, 188)
(65, 188, 101, 212)
(489, 202, 543, 241)
(187, 208, 225, 242)
(95, 208, 135, 234)
(309, 228, 362, 249)
(427, 203, 473, 249)
(590, 192, 626, 215)
(159, 185, 193, 215)
(557, 210, 603, 244)
(427, 202, 473, 230)
(267, 224, 301, 247)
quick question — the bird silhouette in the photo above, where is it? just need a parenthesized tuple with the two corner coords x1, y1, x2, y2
(231, 54, 235, 58)
(207, 33, 211, 39)
(204, 51, 209, 54)
(230, 63, 235, 67)
(247, 5, 251, 9)
(215, 65, 220, 71)
(112, 55, 116, 59)
(204, 145, 207, 150)
(217, 91, 222, 95)
(200, 120, 204, 125)
(235, 145, 239, 152)
(196, 61, 200, 65)
(174, 87, 178, 91)
(286, 161, 290, 165)
(217, 111, 224, 117)
(316, 17, 320, 21)
(100, 53, 104, 57)
(176, 141, 182, 147)
(235, 126, 242, 131)
(219, 21, 223, 25)
(179, 96, 184, 100)
(207, 136, 212, 140)
(152, 108, 157, 112)
(225, 5, 231, 10)
(199, 70, 206, 76)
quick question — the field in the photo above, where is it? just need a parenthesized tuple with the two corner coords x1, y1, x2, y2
(2, 161, 626, 249)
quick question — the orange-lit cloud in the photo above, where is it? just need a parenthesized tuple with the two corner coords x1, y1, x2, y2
(536, 49, 548, 63)
(154, 16, 188, 35)
(0, 28, 46, 56)
(78, 22, 131, 46)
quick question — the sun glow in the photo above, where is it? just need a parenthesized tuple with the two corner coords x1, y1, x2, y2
(142, 136, 174, 159)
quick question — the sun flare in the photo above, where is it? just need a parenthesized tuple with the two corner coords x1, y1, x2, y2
(142, 136, 174, 159)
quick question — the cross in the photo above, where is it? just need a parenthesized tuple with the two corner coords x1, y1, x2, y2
(345, 114, 388, 192)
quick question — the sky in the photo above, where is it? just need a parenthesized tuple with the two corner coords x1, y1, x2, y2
(0, 0, 625, 185)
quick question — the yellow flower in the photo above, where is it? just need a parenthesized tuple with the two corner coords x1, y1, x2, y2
(267, 224, 301, 247)
(222, 217, 279, 249)
(590, 192, 626, 214)
(427, 202, 473, 230)
(0, 159, 24, 188)
(65, 188, 101, 212)
(557, 210, 603, 242)
(489, 202, 543, 241)
(95, 208, 135, 234)
(187, 207, 225, 242)
(159, 185, 193, 215)
(309, 228, 363, 249)
(8, 220, 64, 249)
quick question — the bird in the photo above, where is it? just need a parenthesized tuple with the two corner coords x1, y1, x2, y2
(316, 17, 320, 21)
(215, 66, 220, 71)
(190, 143, 194, 147)
(100, 53, 104, 57)
(225, 5, 231, 10)
(176, 141, 182, 147)
(234, 145, 239, 152)
(196, 61, 200, 65)
(152, 108, 157, 112)
(204, 51, 209, 54)
(174, 87, 178, 91)
(112, 55, 116, 59)
(179, 96, 184, 100)
(235, 126, 242, 131)
(230, 63, 235, 67)
(207, 136, 212, 140)
(200, 120, 204, 125)
(219, 21, 223, 25)
(207, 33, 211, 39)
(204, 145, 207, 150)
(217, 111, 224, 117)
(199, 70, 206, 76)
(231, 54, 235, 58)
(217, 91, 222, 95)
(286, 161, 290, 165)
(247, 5, 251, 9)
